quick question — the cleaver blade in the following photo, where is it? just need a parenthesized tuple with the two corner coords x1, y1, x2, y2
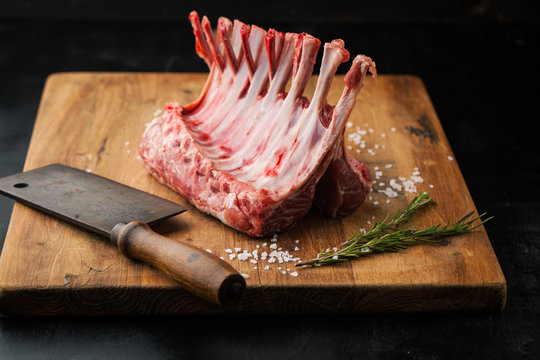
(0, 163, 245, 306)
(0, 163, 187, 237)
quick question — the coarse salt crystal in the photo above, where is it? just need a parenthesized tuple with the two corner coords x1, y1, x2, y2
(294, 246, 299, 251)
(269, 243, 277, 250)
(85, 169, 92, 173)
(385, 164, 393, 168)
(391, 127, 396, 132)
(241, 274, 249, 279)
(448, 156, 454, 161)
(225, 249, 233, 253)
(378, 187, 398, 198)
(290, 272, 299, 277)
(153, 109, 163, 117)
(229, 253, 236, 260)
(403, 180, 417, 193)
(250, 259, 257, 264)
(205, 249, 212, 253)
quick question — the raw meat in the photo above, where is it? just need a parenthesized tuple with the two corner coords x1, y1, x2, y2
(139, 11, 375, 237)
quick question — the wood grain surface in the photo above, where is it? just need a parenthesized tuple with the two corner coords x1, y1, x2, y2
(0, 73, 506, 316)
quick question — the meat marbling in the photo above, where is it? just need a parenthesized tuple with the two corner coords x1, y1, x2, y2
(139, 11, 376, 237)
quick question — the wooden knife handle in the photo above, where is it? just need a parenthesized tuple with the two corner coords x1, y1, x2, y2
(110, 221, 245, 306)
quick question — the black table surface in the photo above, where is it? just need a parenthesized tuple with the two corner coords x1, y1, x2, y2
(0, 16, 539, 359)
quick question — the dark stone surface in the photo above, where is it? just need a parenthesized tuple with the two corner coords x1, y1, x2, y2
(0, 15, 539, 359)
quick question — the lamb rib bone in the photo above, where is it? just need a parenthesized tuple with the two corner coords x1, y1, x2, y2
(139, 11, 376, 237)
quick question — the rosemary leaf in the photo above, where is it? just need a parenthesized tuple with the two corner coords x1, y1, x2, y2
(297, 193, 492, 268)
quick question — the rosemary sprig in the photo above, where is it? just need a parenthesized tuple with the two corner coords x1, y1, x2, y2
(297, 193, 493, 267)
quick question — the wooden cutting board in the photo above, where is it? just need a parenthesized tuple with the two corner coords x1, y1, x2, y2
(0, 73, 506, 316)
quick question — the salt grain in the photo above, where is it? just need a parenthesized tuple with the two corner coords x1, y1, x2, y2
(153, 109, 163, 117)
(241, 274, 249, 279)
(290, 272, 299, 277)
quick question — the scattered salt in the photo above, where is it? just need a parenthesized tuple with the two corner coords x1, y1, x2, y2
(241, 274, 249, 279)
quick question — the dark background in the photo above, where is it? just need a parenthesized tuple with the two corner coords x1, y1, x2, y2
(1, 1, 539, 359)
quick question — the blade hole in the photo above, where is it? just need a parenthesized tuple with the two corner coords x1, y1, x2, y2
(13, 183, 28, 188)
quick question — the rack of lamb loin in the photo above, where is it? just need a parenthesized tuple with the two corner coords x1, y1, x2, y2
(139, 11, 376, 237)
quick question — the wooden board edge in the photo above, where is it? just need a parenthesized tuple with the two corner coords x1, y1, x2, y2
(0, 282, 506, 317)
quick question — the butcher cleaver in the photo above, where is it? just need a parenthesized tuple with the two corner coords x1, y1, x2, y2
(0, 163, 245, 306)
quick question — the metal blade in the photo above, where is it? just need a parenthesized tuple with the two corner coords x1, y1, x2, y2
(0, 164, 187, 237)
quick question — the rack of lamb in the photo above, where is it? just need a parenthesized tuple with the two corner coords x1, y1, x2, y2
(139, 11, 376, 237)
